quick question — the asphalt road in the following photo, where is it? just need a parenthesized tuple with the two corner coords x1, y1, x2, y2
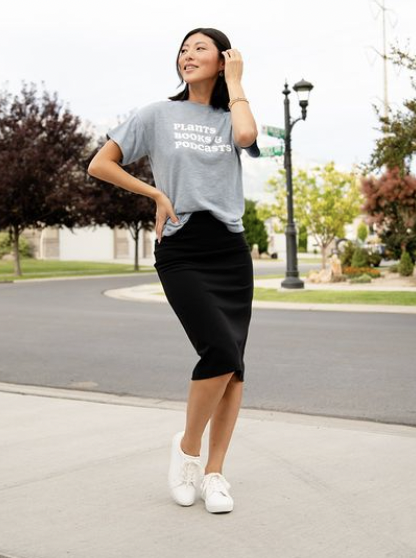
(1, 273, 415, 426)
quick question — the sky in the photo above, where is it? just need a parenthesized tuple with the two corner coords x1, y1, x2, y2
(1, 0, 415, 200)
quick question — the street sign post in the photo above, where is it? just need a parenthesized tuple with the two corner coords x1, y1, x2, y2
(259, 146, 284, 158)
(261, 125, 285, 139)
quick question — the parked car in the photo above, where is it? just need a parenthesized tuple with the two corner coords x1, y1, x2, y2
(363, 243, 387, 258)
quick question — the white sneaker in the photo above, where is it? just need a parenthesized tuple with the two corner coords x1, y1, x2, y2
(168, 431, 204, 506)
(200, 472, 234, 513)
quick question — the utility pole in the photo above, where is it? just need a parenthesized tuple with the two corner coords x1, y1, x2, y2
(369, 0, 397, 119)
(381, 0, 389, 119)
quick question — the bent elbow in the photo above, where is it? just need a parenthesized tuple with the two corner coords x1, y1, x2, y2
(87, 161, 100, 178)
(235, 128, 258, 149)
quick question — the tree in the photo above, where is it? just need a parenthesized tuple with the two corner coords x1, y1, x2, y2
(361, 168, 416, 261)
(360, 44, 416, 263)
(84, 147, 157, 271)
(357, 221, 368, 243)
(266, 162, 363, 269)
(351, 246, 369, 268)
(0, 82, 91, 275)
(398, 251, 414, 277)
(366, 46, 416, 176)
(242, 199, 269, 254)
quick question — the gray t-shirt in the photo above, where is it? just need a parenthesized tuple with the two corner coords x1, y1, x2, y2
(106, 99, 258, 237)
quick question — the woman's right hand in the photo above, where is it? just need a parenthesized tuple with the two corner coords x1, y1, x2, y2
(155, 192, 179, 243)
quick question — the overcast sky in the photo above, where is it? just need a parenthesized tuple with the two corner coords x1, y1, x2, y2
(1, 0, 415, 186)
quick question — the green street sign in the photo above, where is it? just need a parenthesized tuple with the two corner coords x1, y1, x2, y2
(259, 146, 284, 158)
(261, 125, 285, 139)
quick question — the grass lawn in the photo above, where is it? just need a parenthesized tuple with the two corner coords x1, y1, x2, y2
(254, 288, 416, 306)
(0, 259, 154, 281)
(154, 288, 416, 305)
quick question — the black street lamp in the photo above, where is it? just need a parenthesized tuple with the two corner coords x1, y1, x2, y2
(281, 79, 314, 289)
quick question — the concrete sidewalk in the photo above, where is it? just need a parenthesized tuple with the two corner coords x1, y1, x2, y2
(1, 382, 416, 558)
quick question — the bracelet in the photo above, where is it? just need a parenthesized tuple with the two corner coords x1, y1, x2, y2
(228, 97, 249, 109)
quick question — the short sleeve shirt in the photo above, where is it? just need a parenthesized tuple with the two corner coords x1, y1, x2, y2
(106, 99, 257, 237)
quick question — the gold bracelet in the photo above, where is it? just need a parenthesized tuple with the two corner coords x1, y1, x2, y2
(228, 97, 249, 109)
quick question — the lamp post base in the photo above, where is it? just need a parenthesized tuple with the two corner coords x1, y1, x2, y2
(281, 275, 305, 289)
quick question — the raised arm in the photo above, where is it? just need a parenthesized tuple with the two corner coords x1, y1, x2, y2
(222, 48, 258, 148)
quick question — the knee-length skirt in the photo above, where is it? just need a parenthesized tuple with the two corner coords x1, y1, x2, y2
(153, 210, 253, 382)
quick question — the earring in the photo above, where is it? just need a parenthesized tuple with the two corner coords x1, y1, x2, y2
(219, 71, 224, 77)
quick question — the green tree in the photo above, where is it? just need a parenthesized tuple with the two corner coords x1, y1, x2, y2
(361, 44, 416, 263)
(339, 240, 356, 267)
(398, 251, 414, 277)
(242, 199, 269, 254)
(351, 246, 369, 268)
(267, 162, 363, 269)
(366, 46, 416, 175)
(357, 221, 368, 243)
(0, 231, 32, 258)
(256, 201, 285, 234)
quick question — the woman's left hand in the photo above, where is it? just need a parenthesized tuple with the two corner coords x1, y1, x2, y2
(221, 49, 243, 84)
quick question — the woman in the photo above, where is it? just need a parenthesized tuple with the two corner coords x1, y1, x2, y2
(88, 27, 259, 514)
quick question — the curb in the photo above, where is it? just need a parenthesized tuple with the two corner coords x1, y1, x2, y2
(0, 271, 157, 284)
(103, 282, 416, 314)
(1, 382, 415, 433)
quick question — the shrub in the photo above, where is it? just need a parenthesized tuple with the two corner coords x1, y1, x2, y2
(350, 274, 372, 284)
(367, 252, 382, 267)
(343, 266, 381, 278)
(389, 264, 399, 273)
(0, 232, 33, 258)
(398, 251, 414, 277)
(357, 222, 368, 243)
(339, 240, 356, 267)
(351, 246, 370, 268)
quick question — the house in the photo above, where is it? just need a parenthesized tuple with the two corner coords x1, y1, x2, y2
(22, 225, 152, 262)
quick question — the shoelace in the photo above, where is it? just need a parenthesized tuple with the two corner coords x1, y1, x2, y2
(181, 459, 203, 486)
(203, 473, 230, 497)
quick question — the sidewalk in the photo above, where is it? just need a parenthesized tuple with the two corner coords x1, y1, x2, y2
(0, 382, 415, 558)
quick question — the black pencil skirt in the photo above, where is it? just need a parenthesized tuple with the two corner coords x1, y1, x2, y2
(153, 210, 253, 382)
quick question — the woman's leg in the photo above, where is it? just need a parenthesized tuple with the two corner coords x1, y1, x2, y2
(181, 372, 235, 457)
(205, 374, 243, 474)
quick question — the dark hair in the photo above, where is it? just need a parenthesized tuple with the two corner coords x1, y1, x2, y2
(168, 28, 232, 111)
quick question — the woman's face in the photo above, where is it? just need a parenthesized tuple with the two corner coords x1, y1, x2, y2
(178, 32, 224, 85)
